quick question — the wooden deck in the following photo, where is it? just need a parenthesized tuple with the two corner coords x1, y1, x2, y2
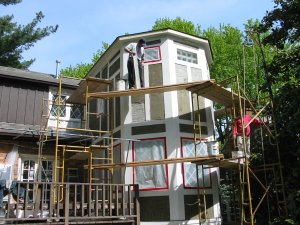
(2, 182, 140, 225)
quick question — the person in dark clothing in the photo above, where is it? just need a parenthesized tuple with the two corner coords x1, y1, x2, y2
(125, 38, 146, 89)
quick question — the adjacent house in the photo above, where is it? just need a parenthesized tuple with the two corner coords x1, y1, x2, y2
(0, 66, 83, 190)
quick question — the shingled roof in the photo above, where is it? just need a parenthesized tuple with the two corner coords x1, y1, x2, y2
(0, 66, 80, 88)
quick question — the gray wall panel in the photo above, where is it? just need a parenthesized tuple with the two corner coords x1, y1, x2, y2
(179, 123, 208, 135)
(191, 67, 202, 81)
(149, 63, 164, 120)
(176, 64, 191, 120)
(132, 95, 145, 123)
(192, 95, 207, 122)
(140, 196, 170, 221)
(132, 124, 166, 135)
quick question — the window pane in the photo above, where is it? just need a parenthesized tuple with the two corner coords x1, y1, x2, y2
(134, 139, 167, 190)
(23, 170, 28, 179)
(144, 47, 161, 62)
(24, 161, 29, 169)
(182, 139, 211, 188)
(177, 48, 198, 64)
(30, 161, 35, 169)
(50, 95, 67, 117)
(70, 105, 83, 119)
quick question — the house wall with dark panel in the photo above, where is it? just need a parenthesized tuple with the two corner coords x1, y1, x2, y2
(0, 78, 48, 126)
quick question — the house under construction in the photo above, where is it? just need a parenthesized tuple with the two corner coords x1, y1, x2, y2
(0, 29, 287, 225)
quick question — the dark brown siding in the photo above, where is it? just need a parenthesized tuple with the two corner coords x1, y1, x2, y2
(0, 79, 48, 125)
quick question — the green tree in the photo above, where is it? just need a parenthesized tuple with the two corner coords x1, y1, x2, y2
(152, 16, 201, 36)
(151, 18, 274, 143)
(256, 0, 300, 223)
(60, 42, 109, 78)
(0, 0, 58, 69)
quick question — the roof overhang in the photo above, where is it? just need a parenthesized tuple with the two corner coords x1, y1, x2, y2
(87, 28, 213, 77)
(0, 66, 80, 88)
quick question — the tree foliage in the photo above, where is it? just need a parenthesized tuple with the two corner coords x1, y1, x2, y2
(152, 16, 201, 36)
(255, 0, 300, 223)
(0, 0, 58, 69)
(60, 42, 109, 78)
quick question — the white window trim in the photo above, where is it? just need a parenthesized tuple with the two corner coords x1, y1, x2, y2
(18, 154, 55, 182)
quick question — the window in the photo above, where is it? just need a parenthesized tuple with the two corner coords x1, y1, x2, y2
(70, 105, 83, 119)
(181, 138, 211, 188)
(177, 49, 198, 64)
(101, 65, 108, 79)
(133, 138, 168, 190)
(41, 160, 54, 182)
(144, 46, 161, 63)
(109, 57, 120, 77)
(21, 159, 54, 202)
(22, 160, 36, 182)
(50, 94, 67, 117)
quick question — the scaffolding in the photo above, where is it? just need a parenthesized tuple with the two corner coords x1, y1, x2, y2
(44, 74, 287, 225)
(190, 75, 287, 225)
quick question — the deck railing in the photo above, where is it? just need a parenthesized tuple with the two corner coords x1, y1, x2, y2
(2, 181, 140, 224)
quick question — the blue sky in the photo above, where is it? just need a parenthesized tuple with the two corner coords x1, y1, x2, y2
(2, 0, 275, 75)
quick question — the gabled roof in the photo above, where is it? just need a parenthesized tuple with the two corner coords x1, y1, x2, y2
(0, 66, 80, 88)
(87, 28, 213, 77)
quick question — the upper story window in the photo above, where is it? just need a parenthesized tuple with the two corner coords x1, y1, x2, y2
(177, 49, 198, 64)
(70, 105, 83, 119)
(50, 94, 67, 117)
(144, 46, 161, 63)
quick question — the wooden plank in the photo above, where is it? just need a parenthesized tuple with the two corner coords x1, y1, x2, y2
(64, 184, 70, 225)
(67, 78, 112, 104)
(194, 158, 240, 169)
(188, 82, 251, 107)
(33, 90, 45, 125)
(0, 85, 10, 122)
(7, 86, 19, 123)
(68, 77, 249, 108)
(24, 89, 35, 125)
(214, 107, 232, 118)
(16, 88, 28, 124)
(88, 80, 215, 99)
(90, 155, 224, 169)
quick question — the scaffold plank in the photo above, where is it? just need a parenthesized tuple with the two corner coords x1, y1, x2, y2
(187, 82, 250, 107)
(87, 154, 224, 169)
(67, 77, 112, 104)
(194, 158, 242, 169)
(87, 80, 215, 99)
